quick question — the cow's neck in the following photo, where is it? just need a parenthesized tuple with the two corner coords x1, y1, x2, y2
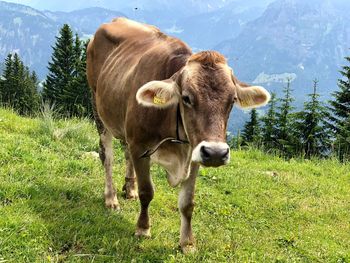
(139, 104, 189, 158)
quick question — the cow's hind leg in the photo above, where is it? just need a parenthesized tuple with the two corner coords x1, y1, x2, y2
(121, 142, 138, 199)
(178, 163, 199, 253)
(100, 130, 120, 210)
(132, 156, 153, 237)
(92, 96, 120, 210)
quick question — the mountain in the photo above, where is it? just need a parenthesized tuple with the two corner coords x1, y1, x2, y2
(0, 1, 125, 77)
(1, 0, 350, 132)
(0, 2, 58, 77)
(3, 0, 235, 14)
(172, 0, 274, 50)
(0, 0, 270, 78)
(215, 0, 350, 100)
(43, 8, 125, 35)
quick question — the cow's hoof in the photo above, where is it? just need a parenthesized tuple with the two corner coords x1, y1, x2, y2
(181, 244, 197, 254)
(122, 183, 138, 200)
(135, 228, 151, 238)
(126, 189, 138, 200)
(105, 196, 120, 211)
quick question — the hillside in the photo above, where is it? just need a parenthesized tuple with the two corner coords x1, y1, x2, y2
(0, 107, 349, 262)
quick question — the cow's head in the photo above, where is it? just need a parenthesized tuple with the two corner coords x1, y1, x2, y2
(136, 51, 270, 167)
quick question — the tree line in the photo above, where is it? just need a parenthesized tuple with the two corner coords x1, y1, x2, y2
(0, 24, 349, 161)
(238, 57, 350, 161)
(0, 24, 92, 117)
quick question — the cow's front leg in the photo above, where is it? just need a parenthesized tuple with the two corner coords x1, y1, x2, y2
(132, 156, 153, 237)
(178, 163, 199, 253)
(100, 131, 120, 210)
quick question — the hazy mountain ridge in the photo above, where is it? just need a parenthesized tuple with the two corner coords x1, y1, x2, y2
(215, 0, 350, 99)
(171, 1, 267, 50)
(0, 1, 58, 77)
(43, 8, 125, 35)
(0, 0, 269, 77)
(5, 0, 235, 14)
(0, 0, 349, 100)
(0, 1, 126, 76)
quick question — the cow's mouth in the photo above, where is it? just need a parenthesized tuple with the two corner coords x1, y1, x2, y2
(191, 141, 230, 167)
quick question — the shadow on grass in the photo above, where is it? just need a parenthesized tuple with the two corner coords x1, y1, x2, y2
(26, 181, 175, 261)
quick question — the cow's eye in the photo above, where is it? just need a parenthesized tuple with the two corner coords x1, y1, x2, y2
(182, 95, 192, 106)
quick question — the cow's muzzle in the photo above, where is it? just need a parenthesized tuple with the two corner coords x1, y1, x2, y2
(192, 141, 230, 167)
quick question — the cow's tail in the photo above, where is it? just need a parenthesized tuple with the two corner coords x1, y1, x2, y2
(86, 36, 96, 93)
(86, 36, 105, 136)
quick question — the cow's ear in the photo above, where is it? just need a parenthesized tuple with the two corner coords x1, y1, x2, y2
(235, 85, 271, 109)
(136, 80, 179, 108)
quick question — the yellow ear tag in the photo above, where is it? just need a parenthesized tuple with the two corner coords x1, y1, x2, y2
(153, 96, 167, 105)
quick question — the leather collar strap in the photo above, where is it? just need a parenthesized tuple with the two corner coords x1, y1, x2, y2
(140, 104, 189, 158)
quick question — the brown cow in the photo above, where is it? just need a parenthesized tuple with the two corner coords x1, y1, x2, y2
(87, 17, 270, 253)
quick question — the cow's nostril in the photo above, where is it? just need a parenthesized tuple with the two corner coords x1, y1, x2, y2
(201, 146, 229, 160)
(195, 143, 230, 167)
(200, 146, 211, 159)
(220, 148, 230, 160)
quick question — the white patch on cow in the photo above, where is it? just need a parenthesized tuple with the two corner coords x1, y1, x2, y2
(135, 227, 151, 237)
(104, 184, 111, 197)
(101, 133, 113, 173)
(191, 141, 230, 164)
(101, 132, 119, 209)
(151, 148, 191, 187)
(104, 193, 120, 210)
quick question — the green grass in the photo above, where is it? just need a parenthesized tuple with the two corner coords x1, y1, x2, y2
(0, 107, 350, 262)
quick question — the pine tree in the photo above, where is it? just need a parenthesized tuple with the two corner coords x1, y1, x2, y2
(276, 79, 297, 156)
(0, 53, 40, 115)
(295, 80, 331, 158)
(61, 37, 93, 117)
(242, 108, 261, 146)
(261, 92, 278, 151)
(328, 55, 350, 160)
(0, 54, 14, 104)
(43, 24, 75, 109)
(43, 25, 92, 117)
(335, 116, 350, 161)
(75, 40, 93, 117)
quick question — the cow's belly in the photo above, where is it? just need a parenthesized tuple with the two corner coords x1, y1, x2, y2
(150, 147, 191, 187)
(96, 103, 125, 139)
(95, 82, 129, 140)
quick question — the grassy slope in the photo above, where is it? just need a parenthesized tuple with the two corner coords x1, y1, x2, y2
(0, 108, 349, 263)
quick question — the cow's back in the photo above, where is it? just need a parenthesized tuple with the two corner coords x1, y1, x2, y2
(87, 17, 161, 92)
(87, 18, 191, 140)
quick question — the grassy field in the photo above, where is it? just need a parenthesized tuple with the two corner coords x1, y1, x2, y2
(0, 107, 350, 262)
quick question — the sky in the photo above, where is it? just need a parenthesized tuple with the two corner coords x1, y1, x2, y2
(1, 0, 278, 13)
(2, 0, 112, 11)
